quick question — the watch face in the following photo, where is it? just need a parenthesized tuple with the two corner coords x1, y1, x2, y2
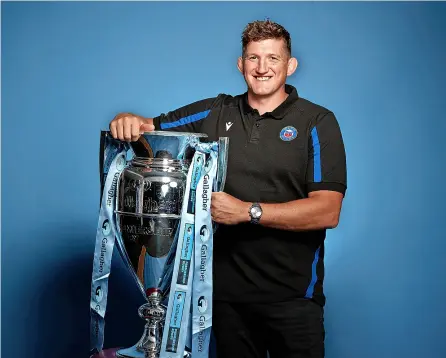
(251, 207, 261, 218)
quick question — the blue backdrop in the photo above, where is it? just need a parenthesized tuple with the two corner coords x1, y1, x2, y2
(2, 2, 446, 358)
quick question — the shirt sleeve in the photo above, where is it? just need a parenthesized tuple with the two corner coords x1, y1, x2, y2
(306, 111, 347, 195)
(152, 96, 222, 133)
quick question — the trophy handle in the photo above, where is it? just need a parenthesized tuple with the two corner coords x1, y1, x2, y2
(130, 136, 154, 158)
(215, 137, 229, 192)
(212, 137, 229, 234)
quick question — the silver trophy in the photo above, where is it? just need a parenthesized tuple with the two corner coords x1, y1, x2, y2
(100, 131, 228, 358)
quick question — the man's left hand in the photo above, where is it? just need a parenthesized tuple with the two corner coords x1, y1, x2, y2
(211, 192, 250, 225)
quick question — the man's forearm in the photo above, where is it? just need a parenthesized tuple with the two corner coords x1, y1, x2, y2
(241, 192, 343, 231)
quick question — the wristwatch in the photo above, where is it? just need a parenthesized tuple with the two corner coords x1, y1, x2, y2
(249, 203, 263, 224)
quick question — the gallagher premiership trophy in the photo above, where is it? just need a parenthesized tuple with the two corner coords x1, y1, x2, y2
(90, 130, 229, 358)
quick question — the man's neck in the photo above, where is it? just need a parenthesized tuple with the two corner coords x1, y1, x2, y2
(247, 88, 289, 116)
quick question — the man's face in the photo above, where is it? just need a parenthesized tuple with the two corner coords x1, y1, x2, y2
(238, 38, 297, 97)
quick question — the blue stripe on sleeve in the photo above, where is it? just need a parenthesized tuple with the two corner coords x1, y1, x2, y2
(311, 127, 322, 182)
(160, 110, 210, 129)
(305, 246, 321, 299)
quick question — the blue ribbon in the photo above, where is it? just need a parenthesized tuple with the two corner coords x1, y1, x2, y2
(159, 142, 219, 358)
(191, 149, 218, 358)
(158, 151, 205, 358)
(89, 140, 128, 355)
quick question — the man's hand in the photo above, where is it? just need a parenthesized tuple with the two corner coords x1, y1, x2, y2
(109, 112, 155, 141)
(211, 192, 250, 225)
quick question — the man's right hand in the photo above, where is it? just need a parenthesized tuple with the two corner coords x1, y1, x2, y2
(109, 112, 155, 142)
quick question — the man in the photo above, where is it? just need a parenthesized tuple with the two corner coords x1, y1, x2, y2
(110, 19, 347, 358)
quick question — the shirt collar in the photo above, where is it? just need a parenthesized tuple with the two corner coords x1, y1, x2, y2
(240, 84, 299, 119)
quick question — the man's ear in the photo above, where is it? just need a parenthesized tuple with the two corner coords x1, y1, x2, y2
(287, 57, 298, 76)
(237, 56, 244, 73)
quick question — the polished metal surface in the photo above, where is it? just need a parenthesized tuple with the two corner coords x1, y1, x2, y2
(116, 132, 201, 285)
(117, 158, 186, 259)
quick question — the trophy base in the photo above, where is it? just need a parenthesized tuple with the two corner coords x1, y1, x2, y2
(116, 345, 191, 358)
(116, 345, 146, 358)
(90, 347, 122, 358)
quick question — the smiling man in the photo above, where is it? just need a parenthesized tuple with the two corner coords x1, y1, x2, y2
(110, 19, 347, 358)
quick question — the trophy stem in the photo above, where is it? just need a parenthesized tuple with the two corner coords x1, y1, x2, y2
(134, 308, 161, 358)
(117, 290, 166, 358)
(137, 290, 166, 358)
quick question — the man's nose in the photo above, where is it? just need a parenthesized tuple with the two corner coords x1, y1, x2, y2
(256, 59, 269, 74)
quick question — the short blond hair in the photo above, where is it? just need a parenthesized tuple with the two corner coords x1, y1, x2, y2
(241, 19, 292, 56)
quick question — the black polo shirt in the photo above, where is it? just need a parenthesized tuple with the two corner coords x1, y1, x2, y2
(153, 84, 347, 306)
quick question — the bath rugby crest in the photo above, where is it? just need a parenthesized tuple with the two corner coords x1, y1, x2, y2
(280, 126, 298, 141)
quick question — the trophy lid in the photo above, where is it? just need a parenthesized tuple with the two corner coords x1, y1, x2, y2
(131, 131, 208, 159)
(141, 130, 208, 138)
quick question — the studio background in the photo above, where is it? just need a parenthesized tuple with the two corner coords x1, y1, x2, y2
(2, 2, 445, 358)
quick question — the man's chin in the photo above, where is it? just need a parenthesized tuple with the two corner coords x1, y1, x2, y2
(250, 88, 274, 97)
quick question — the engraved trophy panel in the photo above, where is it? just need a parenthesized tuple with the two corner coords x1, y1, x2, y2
(117, 158, 186, 291)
